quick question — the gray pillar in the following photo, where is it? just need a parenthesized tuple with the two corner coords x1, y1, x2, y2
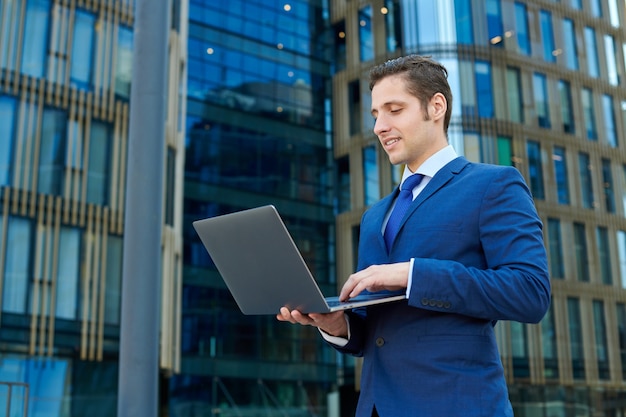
(117, 0, 169, 415)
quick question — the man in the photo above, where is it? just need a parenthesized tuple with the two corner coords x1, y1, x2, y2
(277, 55, 550, 416)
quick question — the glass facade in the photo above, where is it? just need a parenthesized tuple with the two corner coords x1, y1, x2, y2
(178, 0, 335, 415)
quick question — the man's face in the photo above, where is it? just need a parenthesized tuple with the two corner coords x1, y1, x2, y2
(370, 74, 443, 172)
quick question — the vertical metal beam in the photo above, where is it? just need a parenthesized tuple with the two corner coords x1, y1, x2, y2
(117, 0, 169, 415)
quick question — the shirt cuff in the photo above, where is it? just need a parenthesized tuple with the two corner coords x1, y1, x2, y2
(406, 257, 415, 297)
(318, 314, 350, 347)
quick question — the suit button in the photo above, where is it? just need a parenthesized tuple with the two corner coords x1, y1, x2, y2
(444, 302, 451, 309)
(376, 337, 385, 347)
(436, 301, 444, 308)
(421, 298, 429, 306)
(428, 299, 437, 307)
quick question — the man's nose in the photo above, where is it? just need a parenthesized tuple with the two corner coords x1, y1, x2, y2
(373, 115, 390, 136)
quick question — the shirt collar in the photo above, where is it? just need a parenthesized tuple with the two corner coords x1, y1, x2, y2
(401, 145, 458, 184)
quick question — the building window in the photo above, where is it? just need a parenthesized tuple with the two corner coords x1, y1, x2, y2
(582, 88, 597, 140)
(548, 218, 564, 278)
(562, 19, 578, 70)
(602, 159, 615, 213)
(21, 0, 50, 78)
(514, 2, 530, 55)
(0, 95, 17, 186)
(55, 226, 81, 319)
(604, 35, 618, 86)
(86, 120, 112, 206)
(337, 155, 350, 213)
(533, 73, 550, 128)
(363, 145, 379, 206)
(348, 80, 361, 136)
(590, 0, 602, 17)
(506, 67, 523, 123)
(539, 10, 556, 63)
(454, 0, 473, 45)
(584, 27, 600, 78)
(570, 0, 583, 9)
(593, 300, 610, 380)
(542, 301, 558, 379)
(486, 0, 503, 47)
(497, 136, 513, 166)
(567, 297, 585, 379)
(511, 321, 529, 378)
(105, 234, 123, 324)
(2, 216, 32, 314)
(384, 0, 402, 52)
(617, 303, 626, 379)
(602, 94, 618, 147)
(115, 25, 134, 99)
(578, 153, 594, 209)
(618, 231, 626, 289)
(70, 9, 96, 90)
(574, 222, 590, 282)
(608, 0, 620, 27)
(553, 147, 570, 205)
(165, 148, 176, 227)
(527, 140, 544, 200)
(38, 107, 68, 196)
(558, 80, 574, 134)
(358, 5, 374, 62)
(475, 61, 493, 118)
(597, 227, 613, 285)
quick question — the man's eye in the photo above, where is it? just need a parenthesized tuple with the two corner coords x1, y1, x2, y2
(390, 108, 402, 113)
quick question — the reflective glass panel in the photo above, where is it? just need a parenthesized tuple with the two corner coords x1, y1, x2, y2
(38, 107, 67, 196)
(553, 146, 569, 205)
(584, 27, 600, 78)
(0, 95, 16, 186)
(70, 9, 96, 89)
(2, 217, 31, 313)
(602, 94, 617, 147)
(21, 0, 50, 78)
(527, 140, 544, 199)
(539, 10, 556, 63)
(562, 19, 578, 70)
(514, 2, 530, 55)
(358, 5, 374, 62)
(574, 223, 590, 282)
(579, 153, 594, 209)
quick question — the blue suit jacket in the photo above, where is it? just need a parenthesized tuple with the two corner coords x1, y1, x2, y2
(336, 157, 550, 417)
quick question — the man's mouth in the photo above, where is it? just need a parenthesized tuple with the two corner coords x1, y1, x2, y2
(384, 138, 400, 146)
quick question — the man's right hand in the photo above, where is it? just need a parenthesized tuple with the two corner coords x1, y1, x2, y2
(276, 307, 348, 338)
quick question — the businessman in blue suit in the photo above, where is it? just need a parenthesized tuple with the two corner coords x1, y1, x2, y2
(277, 55, 550, 416)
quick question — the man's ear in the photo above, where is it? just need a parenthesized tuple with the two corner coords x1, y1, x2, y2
(429, 93, 447, 121)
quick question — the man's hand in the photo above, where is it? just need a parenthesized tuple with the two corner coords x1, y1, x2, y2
(276, 308, 348, 338)
(340, 262, 410, 301)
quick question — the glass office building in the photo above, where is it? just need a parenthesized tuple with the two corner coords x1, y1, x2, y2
(331, 0, 626, 415)
(176, 0, 337, 415)
(0, 0, 185, 414)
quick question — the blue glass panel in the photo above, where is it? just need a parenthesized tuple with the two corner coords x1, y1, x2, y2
(70, 10, 96, 89)
(562, 19, 578, 70)
(533, 73, 551, 128)
(21, 0, 50, 78)
(527, 140, 545, 199)
(486, 0, 503, 47)
(38, 108, 67, 196)
(475, 61, 494, 118)
(358, 5, 374, 62)
(363, 145, 379, 206)
(602, 94, 617, 147)
(514, 2, 530, 55)
(553, 147, 570, 205)
(0, 95, 16, 186)
(454, 0, 473, 45)
(578, 153, 594, 209)
(115, 26, 133, 99)
(584, 27, 600, 78)
(582, 88, 597, 140)
(87, 121, 111, 205)
(540, 10, 556, 62)
(2, 217, 31, 313)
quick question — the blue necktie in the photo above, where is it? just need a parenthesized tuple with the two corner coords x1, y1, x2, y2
(384, 174, 424, 251)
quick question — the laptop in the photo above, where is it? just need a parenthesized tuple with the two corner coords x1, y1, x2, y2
(192, 205, 406, 315)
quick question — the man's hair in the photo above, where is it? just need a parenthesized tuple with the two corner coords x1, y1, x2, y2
(369, 55, 452, 134)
